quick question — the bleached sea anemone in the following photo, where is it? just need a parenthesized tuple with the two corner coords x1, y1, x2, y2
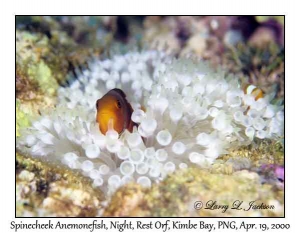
(17, 50, 284, 196)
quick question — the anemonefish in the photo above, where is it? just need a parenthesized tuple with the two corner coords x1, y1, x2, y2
(243, 84, 264, 100)
(96, 88, 136, 135)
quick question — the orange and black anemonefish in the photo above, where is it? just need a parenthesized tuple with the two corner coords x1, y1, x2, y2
(96, 88, 137, 135)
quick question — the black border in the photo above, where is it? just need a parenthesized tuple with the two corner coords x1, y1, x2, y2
(15, 15, 285, 218)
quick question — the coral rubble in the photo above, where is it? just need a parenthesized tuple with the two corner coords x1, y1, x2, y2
(104, 167, 284, 217)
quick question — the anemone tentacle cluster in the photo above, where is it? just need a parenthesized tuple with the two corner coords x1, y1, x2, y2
(17, 50, 284, 196)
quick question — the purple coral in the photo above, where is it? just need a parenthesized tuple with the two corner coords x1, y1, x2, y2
(259, 164, 284, 188)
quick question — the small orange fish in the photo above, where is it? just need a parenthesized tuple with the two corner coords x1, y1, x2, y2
(243, 84, 264, 100)
(243, 84, 264, 114)
(96, 88, 136, 135)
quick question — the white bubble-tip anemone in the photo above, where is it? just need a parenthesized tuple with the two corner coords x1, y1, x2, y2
(17, 50, 284, 196)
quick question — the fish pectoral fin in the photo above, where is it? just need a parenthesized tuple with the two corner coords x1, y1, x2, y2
(107, 118, 114, 131)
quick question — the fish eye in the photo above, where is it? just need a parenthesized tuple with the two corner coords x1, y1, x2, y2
(116, 100, 122, 109)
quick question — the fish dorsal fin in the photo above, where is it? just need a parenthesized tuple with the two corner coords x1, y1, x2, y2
(110, 88, 126, 98)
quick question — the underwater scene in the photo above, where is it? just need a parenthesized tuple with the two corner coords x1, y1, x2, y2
(16, 16, 284, 217)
